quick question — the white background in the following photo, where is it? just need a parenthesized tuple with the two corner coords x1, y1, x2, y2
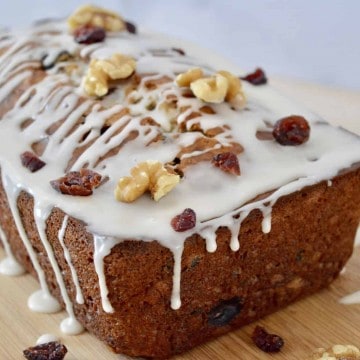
(1, 0, 359, 89)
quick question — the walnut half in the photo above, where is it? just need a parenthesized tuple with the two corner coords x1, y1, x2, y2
(190, 73, 229, 103)
(176, 68, 246, 107)
(115, 161, 180, 203)
(68, 4, 126, 32)
(83, 54, 136, 97)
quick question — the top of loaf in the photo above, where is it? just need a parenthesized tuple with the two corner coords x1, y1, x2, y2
(0, 4, 359, 256)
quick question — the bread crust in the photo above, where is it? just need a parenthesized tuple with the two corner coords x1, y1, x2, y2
(1, 166, 359, 359)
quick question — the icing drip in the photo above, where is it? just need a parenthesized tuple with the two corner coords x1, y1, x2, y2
(340, 226, 360, 304)
(355, 226, 360, 248)
(60, 316, 84, 335)
(340, 291, 360, 305)
(28, 290, 61, 314)
(261, 206, 272, 234)
(0, 224, 25, 276)
(229, 211, 250, 251)
(93, 235, 121, 313)
(33, 201, 83, 334)
(170, 246, 184, 310)
(58, 215, 84, 304)
(1, 171, 60, 312)
(36, 334, 59, 345)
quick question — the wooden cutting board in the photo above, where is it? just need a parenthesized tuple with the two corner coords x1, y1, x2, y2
(0, 79, 359, 360)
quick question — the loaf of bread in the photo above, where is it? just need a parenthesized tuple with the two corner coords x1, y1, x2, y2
(0, 5, 359, 359)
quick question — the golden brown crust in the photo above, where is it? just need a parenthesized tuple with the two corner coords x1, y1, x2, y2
(1, 166, 359, 358)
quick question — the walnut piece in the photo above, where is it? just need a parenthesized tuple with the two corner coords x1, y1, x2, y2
(176, 68, 204, 87)
(176, 68, 246, 106)
(115, 161, 180, 202)
(190, 73, 229, 103)
(83, 54, 136, 97)
(68, 4, 125, 32)
(308, 344, 360, 359)
(218, 70, 246, 108)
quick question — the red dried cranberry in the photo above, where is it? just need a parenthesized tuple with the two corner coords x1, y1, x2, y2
(171, 208, 196, 232)
(23, 341, 67, 360)
(208, 297, 243, 326)
(125, 21, 137, 34)
(74, 25, 106, 44)
(273, 115, 310, 145)
(20, 151, 46, 172)
(241, 68, 267, 85)
(212, 152, 240, 176)
(172, 47, 186, 56)
(252, 326, 284, 353)
(50, 168, 102, 196)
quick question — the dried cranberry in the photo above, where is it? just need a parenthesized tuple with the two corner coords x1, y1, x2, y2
(50, 168, 102, 196)
(273, 115, 310, 145)
(23, 341, 67, 360)
(208, 297, 243, 326)
(212, 152, 240, 176)
(20, 151, 46, 172)
(125, 21, 137, 34)
(172, 47, 186, 56)
(171, 208, 196, 232)
(74, 25, 106, 44)
(252, 326, 284, 353)
(241, 68, 267, 85)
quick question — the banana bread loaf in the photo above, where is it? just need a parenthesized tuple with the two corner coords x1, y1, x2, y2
(0, 5, 359, 359)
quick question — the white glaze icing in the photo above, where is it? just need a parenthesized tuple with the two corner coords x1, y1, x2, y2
(60, 316, 84, 335)
(1, 172, 60, 312)
(34, 201, 83, 333)
(36, 334, 59, 345)
(58, 215, 84, 304)
(171, 245, 184, 310)
(0, 224, 25, 276)
(93, 235, 121, 313)
(355, 226, 360, 248)
(0, 18, 358, 321)
(28, 289, 61, 314)
(340, 291, 360, 305)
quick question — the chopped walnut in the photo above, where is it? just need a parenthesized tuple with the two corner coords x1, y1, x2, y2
(83, 54, 136, 97)
(83, 63, 109, 97)
(218, 70, 246, 108)
(115, 161, 180, 202)
(51, 169, 102, 196)
(190, 74, 229, 103)
(176, 68, 204, 87)
(176, 68, 247, 107)
(68, 4, 125, 32)
(97, 54, 136, 79)
(308, 344, 360, 359)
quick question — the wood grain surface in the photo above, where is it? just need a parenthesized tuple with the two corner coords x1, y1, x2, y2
(0, 79, 359, 360)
